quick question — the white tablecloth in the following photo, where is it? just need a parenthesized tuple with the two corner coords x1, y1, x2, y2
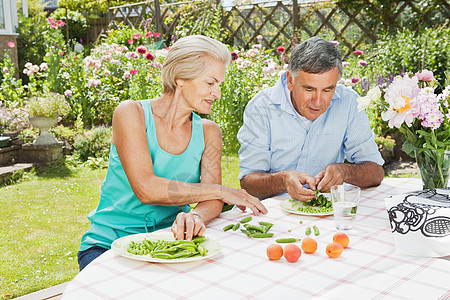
(62, 178, 450, 299)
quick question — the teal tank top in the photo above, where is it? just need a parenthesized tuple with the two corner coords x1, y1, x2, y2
(79, 100, 205, 251)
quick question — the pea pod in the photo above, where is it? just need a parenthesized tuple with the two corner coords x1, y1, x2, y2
(244, 224, 266, 233)
(232, 223, 240, 231)
(192, 236, 206, 243)
(275, 238, 301, 243)
(251, 232, 274, 238)
(258, 221, 273, 227)
(305, 227, 311, 236)
(263, 224, 273, 233)
(223, 224, 234, 231)
(151, 252, 175, 259)
(240, 229, 253, 237)
(239, 216, 252, 223)
(313, 225, 320, 236)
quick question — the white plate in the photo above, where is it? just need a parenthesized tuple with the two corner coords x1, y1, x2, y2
(111, 232, 221, 263)
(280, 194, 333, 216)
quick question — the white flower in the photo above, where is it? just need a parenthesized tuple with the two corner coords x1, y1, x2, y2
(39, 63, 48, 71)
(74, 43, 84, 53)
(357, 86, 381, 111)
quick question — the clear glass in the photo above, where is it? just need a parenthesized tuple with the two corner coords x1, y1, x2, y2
(331, 183, 361, 230)
(415, 149, 450, 190)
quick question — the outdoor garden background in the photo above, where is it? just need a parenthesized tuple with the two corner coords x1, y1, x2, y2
(1, 0, 449, 298)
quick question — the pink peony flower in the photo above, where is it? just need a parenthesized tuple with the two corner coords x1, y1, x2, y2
(381, 75, 420, 128)
(132, 34, 142, 39)
(351, 76, 360, 83)
(353, 50, 363, 55)
(331, 41, 339, 46)
(231, 51, 239, 61)
(129, 69, 138, 75)
(56, 20, 65, 27)
(145, 52, 155, 60)
(252, 44, 262, 49)
(415, 69, 434, 82)
(3, 67, 8, 73)
(7, 41, 15, 48)
(127, 39, 134, 45)
(153, 32, 161, 38)
(64, 90, 72, 97)
(358, 60, 367, 67)
(257, 35, 263, 42)
(277, 46, 285, 53)
(342, 61, 350, 67)
(145, 32, 153, 37)
(137, 45, 147, 54)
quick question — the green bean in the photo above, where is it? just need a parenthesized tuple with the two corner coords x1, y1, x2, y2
(240, 216, 252, 223)
(275, 238, 300, 243)
(232, 223, 240, 231)
(313, 225, 320, 236)
(251, 232, 274, 238)
(305, 227, 311, 236)
(223, 224, 234, 231)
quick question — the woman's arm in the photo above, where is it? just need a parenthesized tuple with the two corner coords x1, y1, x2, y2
(171, 119, 224, 240)
(112, 101, 266, 214)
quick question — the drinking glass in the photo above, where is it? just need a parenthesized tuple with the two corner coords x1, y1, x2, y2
(330, 183, 361, 230)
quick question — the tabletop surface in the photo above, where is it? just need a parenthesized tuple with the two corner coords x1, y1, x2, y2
(62, 178, 450, 300)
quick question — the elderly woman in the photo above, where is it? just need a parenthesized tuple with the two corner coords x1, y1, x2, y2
(77, 35, 267, 270)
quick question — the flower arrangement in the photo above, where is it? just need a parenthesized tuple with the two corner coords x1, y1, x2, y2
(357, 70, 450, 188)
(26, 93, 71, 118)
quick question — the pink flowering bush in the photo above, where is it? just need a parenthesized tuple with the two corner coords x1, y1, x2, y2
(210, 44, 282, 153)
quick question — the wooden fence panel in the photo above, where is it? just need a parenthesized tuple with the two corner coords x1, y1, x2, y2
(103, 0, 450, 56)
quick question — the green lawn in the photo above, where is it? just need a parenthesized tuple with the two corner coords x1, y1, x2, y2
(0, 155, 417, 299)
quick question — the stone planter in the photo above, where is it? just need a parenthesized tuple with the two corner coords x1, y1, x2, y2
(29, 116, 58, 145)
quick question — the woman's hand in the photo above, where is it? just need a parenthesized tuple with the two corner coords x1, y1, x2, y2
(171, 211, 206, 241)
(220, 186, 268, 215)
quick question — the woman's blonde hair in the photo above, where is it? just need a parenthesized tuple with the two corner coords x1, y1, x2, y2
(161, 35, 231, 94)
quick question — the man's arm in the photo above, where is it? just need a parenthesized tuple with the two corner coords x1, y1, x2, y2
(240, 170, 316, 201)
(315, 161, 384, 192)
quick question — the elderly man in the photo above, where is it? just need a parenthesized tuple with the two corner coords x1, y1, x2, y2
(237, 37, 384, 201)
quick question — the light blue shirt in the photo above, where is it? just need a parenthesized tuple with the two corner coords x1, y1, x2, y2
(237, 72, 384, 181)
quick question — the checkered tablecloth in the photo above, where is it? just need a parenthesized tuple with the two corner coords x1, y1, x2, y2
(62, 178, 450, 300)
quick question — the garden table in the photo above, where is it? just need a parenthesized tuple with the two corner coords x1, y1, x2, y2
(62, 178, 450, 299)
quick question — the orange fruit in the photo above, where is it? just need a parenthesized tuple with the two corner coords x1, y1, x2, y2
(301, 237, 317, 254)
(326, 242, 344, 258)
(333, 232, 350, 248)
(266, 244, 283, 260)
(283, 244, 302, 263)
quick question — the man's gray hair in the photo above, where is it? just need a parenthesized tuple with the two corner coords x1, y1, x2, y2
(288, 37, 342, 79)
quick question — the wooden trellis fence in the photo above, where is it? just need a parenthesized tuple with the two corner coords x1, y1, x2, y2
(107, 0, 450, 57)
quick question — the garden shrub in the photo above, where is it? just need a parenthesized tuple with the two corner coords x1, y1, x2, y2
(209, 46, 283, 154)
(50, 9, 88, 43)
(73, 126, 112, 162)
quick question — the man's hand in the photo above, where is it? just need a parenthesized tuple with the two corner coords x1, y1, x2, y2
(282, 171, 316, 201)
(314, 163, 346, 192)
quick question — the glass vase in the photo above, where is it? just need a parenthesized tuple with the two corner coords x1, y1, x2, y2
(415, 149, 450, 189)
